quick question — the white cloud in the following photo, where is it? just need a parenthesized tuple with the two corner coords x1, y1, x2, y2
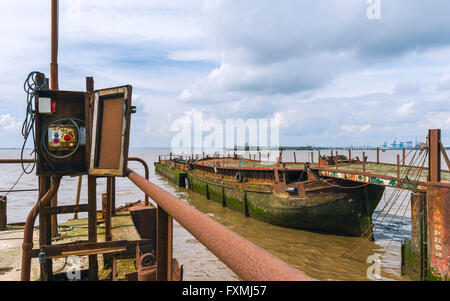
(0, 114, 21, 133)
(341, 124, 372, 135)
(1, 1, 450, 148)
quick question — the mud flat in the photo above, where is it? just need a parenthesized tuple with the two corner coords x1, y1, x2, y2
(0, 208, 140, 281)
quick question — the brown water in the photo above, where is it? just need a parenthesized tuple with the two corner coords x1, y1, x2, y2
(2, 148, 444, 281)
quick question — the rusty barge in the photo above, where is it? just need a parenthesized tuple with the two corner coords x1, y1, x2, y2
(155, 154, 385, 237)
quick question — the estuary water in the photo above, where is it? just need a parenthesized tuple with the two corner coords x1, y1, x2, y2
(1, 148, 447, 281)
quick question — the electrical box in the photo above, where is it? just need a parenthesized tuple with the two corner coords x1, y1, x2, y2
(89, 85, 132, 177)
(35, 90, 89, 176)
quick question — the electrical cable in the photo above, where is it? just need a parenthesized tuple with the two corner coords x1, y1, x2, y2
(21, 71, 48, 174)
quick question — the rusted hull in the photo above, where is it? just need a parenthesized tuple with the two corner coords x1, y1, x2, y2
(156, 161, 385, 237)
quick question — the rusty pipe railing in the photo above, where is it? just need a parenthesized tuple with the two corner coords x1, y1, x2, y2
(126, 169, 314, 281)
(128, 157, 149, 206)
(21, 176, 61, 281)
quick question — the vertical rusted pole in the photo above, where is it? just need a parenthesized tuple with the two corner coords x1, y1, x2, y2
(311, 152, 314, 164)
(51, 193, 58, 238)
(349, 149, 352, 163)
(397, 154, 401, 180)
(363, 152, 366, 173)
(428, 130, 441, 182)
(111, 177, 116, 215)
(105, 178, 113, 241)
(318, 151, 321, 169)
(377, 147, 380, 164)
(403, 148, 406, 167)
(294, 152, 297, 163)
(51, 0, 59, 90)
(73, 176, 82, 219)
(157, 207, 173, 281)
(103, 194, 112, 242)
(259, 152, 261, 162)
(88, 176, 98, 280)
(50, 0, 59, 235)
(39, 177, 52, 281)
(0, 196, 6, 231)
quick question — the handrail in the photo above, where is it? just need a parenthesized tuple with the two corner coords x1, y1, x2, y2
(128, 157, 150, 205)
(126, 168, 315, 281)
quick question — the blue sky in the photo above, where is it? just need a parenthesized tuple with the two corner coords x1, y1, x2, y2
(0, 0, 449, 148)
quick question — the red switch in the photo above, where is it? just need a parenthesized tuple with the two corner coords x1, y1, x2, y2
(51, 101, 56, 112)
(64, 134, 72, 141)
(53, 138, 60, 144)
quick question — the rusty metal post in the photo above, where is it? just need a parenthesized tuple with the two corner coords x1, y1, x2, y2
(0, 196, 6, 231)
(88, 176, 98, 280)
(51, 0, 59, 90)
(377, 147, 380, 164)
(50, 193, 58, 238)
(111, 177, 116, 216)
(103, 193, 112, 242)
(349, 149, 352, 163)
(38, 176, 52, 280)
(311, 152, 314, 164)
(397, 154, 401, 180)
(156, 206, 173, 281)
(318, 151, 321, 168)
(49, 0, 59, 237)
(403, 149, 406, 167)
(294, 152, 297, 163)
(363, 152, 366, 173)
(73, 176, 82, 219)
(428, 130, 441, 182)
(22, 177, 61, 281)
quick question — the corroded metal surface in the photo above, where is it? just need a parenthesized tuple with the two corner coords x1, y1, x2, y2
(127, 169, 315, 281)
(426, 183, 449, 280)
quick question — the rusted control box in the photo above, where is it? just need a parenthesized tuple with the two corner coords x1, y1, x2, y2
(35, 90, 89, 176)
(35, 85, 132, 177)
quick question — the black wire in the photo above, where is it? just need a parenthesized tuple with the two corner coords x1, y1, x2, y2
(21, 71, 48, 174)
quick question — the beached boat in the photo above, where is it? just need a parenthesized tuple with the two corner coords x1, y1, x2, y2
(155, 155, 385, 237)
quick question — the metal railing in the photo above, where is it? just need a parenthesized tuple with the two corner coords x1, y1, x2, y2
(126, 168, 315, 281)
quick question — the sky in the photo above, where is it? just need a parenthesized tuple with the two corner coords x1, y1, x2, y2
(0, 0, 449, 148)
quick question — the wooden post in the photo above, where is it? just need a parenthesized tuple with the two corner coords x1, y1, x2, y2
(397, 154, 401, 180)
(0, 196, 6, 231)
(294, 152, 297, 163)
(311, 152, 314, 164)
(349, 149, 352, 163)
